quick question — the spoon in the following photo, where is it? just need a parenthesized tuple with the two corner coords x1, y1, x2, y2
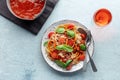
(78, 28, 97, 72)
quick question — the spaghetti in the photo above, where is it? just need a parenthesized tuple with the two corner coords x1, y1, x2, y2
(44, 23, 87, 70)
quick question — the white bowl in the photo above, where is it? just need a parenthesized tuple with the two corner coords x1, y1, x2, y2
(6, 0, 46, 20)
(41, 20, 95, 73)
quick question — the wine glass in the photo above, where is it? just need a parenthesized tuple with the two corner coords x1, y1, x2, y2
(93, 8, 112, 27)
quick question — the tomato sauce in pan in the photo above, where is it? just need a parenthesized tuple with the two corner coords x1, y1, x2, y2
(10, 0, 45, 20)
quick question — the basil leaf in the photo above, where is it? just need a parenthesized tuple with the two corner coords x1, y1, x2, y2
(65, 60, 72, 67)
(54, 60, 66, 68)
(56, 44, 73, 52)
(56, 45, 64, 50)
(56, 27, 65, 33)
(80, 44, 86, 51)
(67, 30, 75, 38)
(44, 41, 48, 46)
(55, 60, 73, 68)
(63, 45, 73, 52)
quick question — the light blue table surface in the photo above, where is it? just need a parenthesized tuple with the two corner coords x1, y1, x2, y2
(0, 0, 120, 80)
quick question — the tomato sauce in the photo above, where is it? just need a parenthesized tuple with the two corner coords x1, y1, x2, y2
(10, 0, 45, 20)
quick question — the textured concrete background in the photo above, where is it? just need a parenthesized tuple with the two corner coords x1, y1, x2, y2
(0, 0, 120, 80)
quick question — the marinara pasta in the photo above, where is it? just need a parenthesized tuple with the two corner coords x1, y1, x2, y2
(44, 23, 87, 70)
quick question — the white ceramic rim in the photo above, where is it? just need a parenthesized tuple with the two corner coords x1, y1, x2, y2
(41, 20, 94, 73)
(6, 0, 47, 20)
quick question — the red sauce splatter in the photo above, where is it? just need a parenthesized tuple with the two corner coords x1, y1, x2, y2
(10, 0, 45, 20)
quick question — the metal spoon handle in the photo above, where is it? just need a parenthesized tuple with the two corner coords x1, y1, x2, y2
(87, 49, 97, 72)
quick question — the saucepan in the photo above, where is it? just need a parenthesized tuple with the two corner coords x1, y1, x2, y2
(6, 0, 47, 20)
